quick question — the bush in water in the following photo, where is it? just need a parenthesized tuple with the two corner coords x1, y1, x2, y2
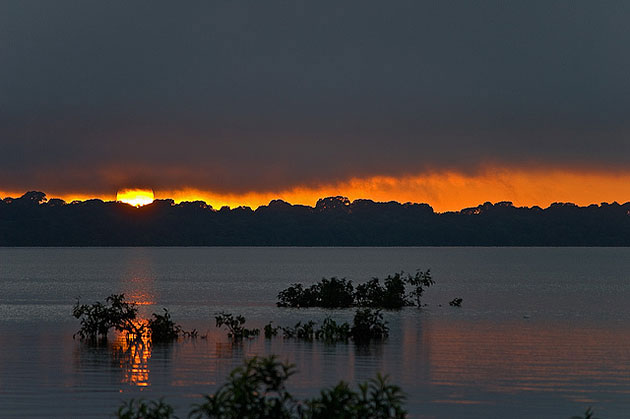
(277, 270, 434, 309)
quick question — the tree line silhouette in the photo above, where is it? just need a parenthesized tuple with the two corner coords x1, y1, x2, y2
(1, 191, 629, 246)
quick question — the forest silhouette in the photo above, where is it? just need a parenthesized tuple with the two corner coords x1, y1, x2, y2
(1, 191, 629, 246)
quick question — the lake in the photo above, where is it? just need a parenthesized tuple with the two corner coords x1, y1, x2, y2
(1, 247, 630, 418)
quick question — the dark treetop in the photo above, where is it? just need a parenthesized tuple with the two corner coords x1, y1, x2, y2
(1, 192, 630, 246)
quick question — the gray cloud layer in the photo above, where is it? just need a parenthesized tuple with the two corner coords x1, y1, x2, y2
(1, 1, 629, 193)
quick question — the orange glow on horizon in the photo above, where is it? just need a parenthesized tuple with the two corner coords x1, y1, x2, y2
(155, 168, 630, 212)
(2, 167, 630, 213)
(116, 189, 155, 207)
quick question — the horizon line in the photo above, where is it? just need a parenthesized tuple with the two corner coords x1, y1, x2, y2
(3, 169, 630, 212)
(3, 190, 630, 214)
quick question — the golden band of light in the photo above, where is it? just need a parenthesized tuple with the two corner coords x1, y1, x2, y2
(2, 168, 630, 212)
(157, 168, 630, 212)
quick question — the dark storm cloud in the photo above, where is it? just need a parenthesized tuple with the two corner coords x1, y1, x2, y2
(1, 1, 629, 194)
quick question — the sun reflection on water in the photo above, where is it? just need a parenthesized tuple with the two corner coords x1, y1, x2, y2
(112, 320, 152, 387)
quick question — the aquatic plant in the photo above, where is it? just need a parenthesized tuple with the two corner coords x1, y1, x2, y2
(351, 309, 389, 342)
(277, 283, 311, 308)
(449, 297, 463, 307)
(264, 322, 280, 338)
(116, 398, 176, 419)
(282, 320, 317, 340)
(148, 308, 181, 343)
(215, 312, 260, 339)
(73, 294, 188, 344)
(275, 317, 351, 343)
(296, 321, 316, 340)
(277, 277, 354, 308)
(182, 328, 200, 338)
(383, 273, 412, 308)
(571, 407, 600, 419)
(312, 277, 355, 308)
(277, 271, 434, 309)
(354, 271, 432, 309)
(405, 270, 434, 307)
(189, 355, 297, 419)
(377, 273, 412, 309)
(314, 316, 351, 342)
(354, 278, 386, 308)
(72, 294, 143, 341)
(277, 310, 387, 343)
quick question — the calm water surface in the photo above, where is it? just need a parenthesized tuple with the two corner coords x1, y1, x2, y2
(1, 247, 630, 418)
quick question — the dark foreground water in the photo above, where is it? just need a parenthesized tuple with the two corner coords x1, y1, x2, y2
(1, 247, 630, 418)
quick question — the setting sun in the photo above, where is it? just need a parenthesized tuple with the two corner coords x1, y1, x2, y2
(116, 188, 154, 207)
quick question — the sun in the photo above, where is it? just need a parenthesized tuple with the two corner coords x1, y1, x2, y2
(116, 188, 155, 207)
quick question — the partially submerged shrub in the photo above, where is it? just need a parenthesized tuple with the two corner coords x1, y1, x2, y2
(383, 273, 411, 308)
(354, 278, 386, 308)
(405, 270, 434, 307)
(148, 309, 181, 343)
(354, 271, 432, 309)
(277, 270, 434, 309)
(277, 283, 311, 308)
(277, 310, 386, 343)
(116, 398, 175, 419)
(215, 312, 260, 339)
(571, 407, 600, 419)
(449, 298, 463, 307)
(279, 318, 351, 343)
(183, 328, 200, 338)
(189, 355, 297, 419)
(277, 278, 354, 308)
(314, 317, 351, 342)
(282, 320, 317, 340)
(73, 294, 188, 344)
(351, 309, 389, 342)
(72, 294, 142, 341)
(264, 322, 280, 338)
(312, 277, 355, 308)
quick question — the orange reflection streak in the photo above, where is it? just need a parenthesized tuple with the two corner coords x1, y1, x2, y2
(128, 295, 155, 306)
(126, 279, 156, 307)
(112, 319, 152, 387)
(121, 249, 157, 311)
(2, 167, 630, 212)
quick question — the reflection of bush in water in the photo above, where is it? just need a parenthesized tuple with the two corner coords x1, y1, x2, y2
(73, 324, 163, 389)
(111, 330, 151, 387)
(72, 294, 186, 389)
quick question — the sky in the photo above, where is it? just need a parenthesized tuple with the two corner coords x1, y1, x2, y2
(1, 1, 629, 211)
